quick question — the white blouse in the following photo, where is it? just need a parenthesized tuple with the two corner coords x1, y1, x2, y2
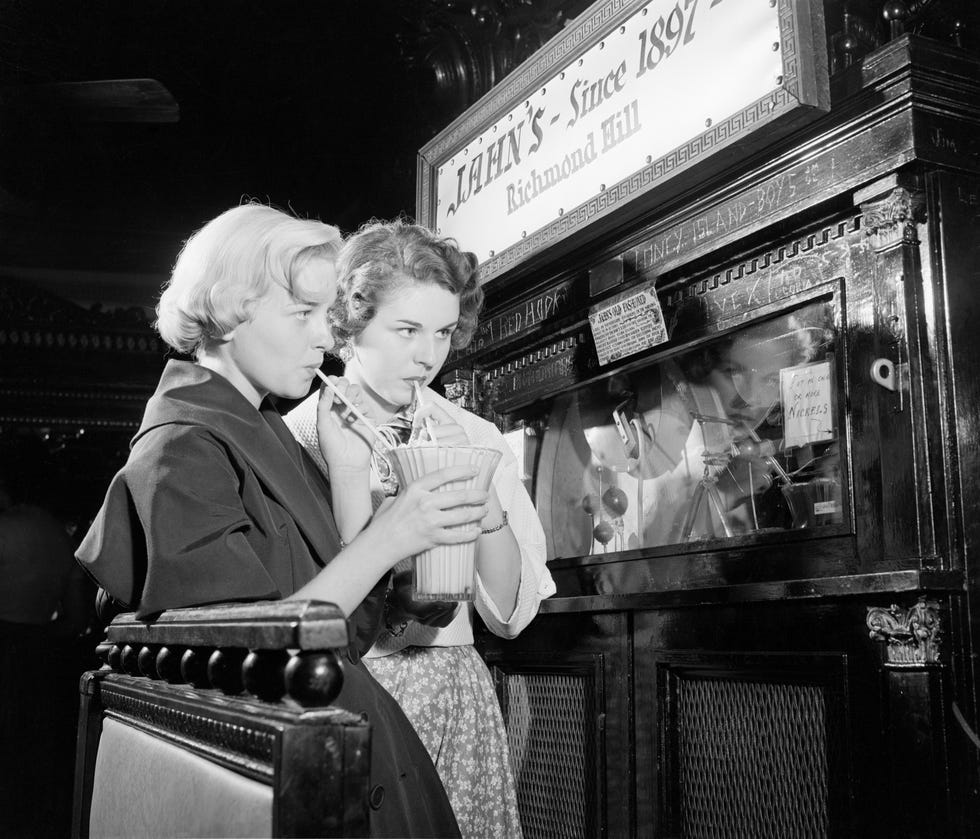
(283, 387, 556, 657)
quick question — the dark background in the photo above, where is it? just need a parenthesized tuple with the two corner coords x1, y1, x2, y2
(0, 0, 595, 524)
(0, 8, 591, 834)
(0, 0, 591, 308)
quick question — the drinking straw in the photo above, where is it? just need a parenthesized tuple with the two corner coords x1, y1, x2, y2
(412, 380, 439, 445)
(314, 370, 391, 451)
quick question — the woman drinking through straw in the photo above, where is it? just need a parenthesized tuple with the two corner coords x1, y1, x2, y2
(286, 219, 555, 838)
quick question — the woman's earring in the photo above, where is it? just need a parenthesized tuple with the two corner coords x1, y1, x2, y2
(339, 343, 353, 363)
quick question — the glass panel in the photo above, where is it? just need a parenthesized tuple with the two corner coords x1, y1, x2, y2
(531, 300, 843, 559)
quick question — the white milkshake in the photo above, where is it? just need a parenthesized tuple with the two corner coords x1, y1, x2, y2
(388, 444, 502, 601)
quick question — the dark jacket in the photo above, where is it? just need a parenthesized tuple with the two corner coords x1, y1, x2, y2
(77, 360, 460, 838)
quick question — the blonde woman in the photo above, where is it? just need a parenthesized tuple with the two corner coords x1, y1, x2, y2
(77, 204, 490, 838)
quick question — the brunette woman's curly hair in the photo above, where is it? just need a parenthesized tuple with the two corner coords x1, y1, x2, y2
(331, 218, 483, 350)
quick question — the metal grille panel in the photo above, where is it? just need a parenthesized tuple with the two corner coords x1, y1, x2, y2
(676, 678, 828, 839)
(499, 672, 594, 839)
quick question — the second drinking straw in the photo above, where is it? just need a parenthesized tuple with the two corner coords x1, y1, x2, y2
(413, 380, 440, 445)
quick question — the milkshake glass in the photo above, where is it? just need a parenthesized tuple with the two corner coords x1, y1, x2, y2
(388, 444, 502, 601)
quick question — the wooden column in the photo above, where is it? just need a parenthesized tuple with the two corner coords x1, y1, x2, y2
(867, 597, 952, 838)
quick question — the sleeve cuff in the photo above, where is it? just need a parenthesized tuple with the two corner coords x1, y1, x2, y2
(475, 560, 554, 638)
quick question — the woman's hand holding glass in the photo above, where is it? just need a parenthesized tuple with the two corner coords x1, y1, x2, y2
(411, 400, 509, 534)
(372, 464, 489, 560)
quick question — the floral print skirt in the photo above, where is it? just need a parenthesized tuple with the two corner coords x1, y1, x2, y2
(364, 645, 523, 839)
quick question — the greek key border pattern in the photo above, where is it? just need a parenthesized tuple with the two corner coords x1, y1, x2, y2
(464, 214, 855, 373)
(664, 216, 858, 307)
(780, 0, 801, 101)
(418, 162, 432, 224)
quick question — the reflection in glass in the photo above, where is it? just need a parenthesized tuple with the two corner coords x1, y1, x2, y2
(532, 302, 843, 560)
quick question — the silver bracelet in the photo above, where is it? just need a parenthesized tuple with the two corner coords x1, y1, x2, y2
(481, 510, 508, 534)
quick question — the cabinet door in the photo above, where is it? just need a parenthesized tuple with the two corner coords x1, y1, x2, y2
(531, 294, 847, 559)
(482, 611, 632, 838)
(633, 606, 857, 839)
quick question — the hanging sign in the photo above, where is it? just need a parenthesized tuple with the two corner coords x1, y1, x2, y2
(780, 359, 836, 448)
(588, 280, 667, 365)
(418, 0, 828, 283)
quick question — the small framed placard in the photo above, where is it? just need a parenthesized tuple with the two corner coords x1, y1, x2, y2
(780, 359, 835, 448)
(588, 280, 668, 366)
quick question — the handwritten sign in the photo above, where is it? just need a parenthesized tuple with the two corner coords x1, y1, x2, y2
(468, 278, 576, 352)
(588, 281, 667, 365)
(780, 360, 835, 448)
(421, 0, 829, 279)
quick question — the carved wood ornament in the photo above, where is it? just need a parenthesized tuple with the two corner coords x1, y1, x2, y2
(866, 596, 942, 665)
(860, 185, 927, 246)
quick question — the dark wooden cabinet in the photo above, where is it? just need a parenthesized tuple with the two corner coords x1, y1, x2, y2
(424, 13, 980, 837)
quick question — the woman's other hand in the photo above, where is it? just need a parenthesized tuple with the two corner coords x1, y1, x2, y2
(290, 463, 486, 615)
(413, 401, 470, 446)
(386, 568, 458, 628)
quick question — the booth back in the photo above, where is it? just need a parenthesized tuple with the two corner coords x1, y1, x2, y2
(73, 601, 371, 839)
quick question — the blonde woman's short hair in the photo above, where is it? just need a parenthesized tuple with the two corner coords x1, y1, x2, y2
(156, 203, 342, 357)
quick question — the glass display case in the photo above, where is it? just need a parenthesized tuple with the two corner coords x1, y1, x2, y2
(525, 297, 844, 560)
